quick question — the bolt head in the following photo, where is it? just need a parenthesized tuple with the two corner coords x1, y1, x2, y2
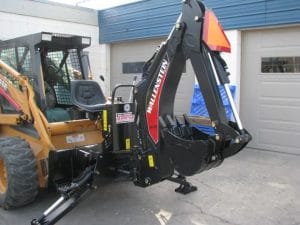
(175, 23, 181, 30)
(182, 0, 188, 3)
(144, 178, 151, 185)
(194, 16, 200, 22)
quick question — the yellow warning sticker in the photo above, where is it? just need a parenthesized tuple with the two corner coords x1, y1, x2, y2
(148, 155, 155, 168)
(125, 138, 131, 150)
(103, 110, 108, 131)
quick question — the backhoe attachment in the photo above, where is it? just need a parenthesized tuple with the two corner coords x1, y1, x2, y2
(31, 0, 251, 224)
(133, 0, 251, 187)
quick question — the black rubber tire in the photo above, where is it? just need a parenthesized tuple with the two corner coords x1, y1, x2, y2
(0, 137, 39, 209)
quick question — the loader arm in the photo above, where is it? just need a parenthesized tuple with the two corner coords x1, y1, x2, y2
(0, 59, 54, 149)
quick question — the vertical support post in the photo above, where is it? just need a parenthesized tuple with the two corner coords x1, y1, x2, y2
(207, 52, 243, 131)
(223, 84, 243, 130)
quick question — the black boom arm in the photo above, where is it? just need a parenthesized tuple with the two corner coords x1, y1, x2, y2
(133, 0, 251, 186)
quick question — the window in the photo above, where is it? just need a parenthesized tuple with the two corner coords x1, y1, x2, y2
(44, 49, 83, 105)
(261, 57, 300, 73)
(0, 47, 36, 87)
(0, 48, 20, 89)
(122, 62, 145, 74)
(0, 48, 17, 69)
(17, 47, 35, 85)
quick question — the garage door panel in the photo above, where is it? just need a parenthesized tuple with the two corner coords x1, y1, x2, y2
(260, 82, 300, 98)
(259, 97, 300, 107)
(260, 27, 300, 47)
(260, 47, 300, 57)
(259, 105, 300, 123)
(259, 119, 300, 133)
(241, 27, 300, 154)
(259, 129, 300, 150)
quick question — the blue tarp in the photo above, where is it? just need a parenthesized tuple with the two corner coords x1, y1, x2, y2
(190, 84, 236, 135)
(190, 84, 236, 119)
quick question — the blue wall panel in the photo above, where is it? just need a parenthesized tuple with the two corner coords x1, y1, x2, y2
(266, 0, 300, 25)
(98, 0, 300, 44)
(98, 0, 180, 43)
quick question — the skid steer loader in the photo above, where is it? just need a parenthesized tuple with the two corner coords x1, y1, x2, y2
(0, 0, 251, 224)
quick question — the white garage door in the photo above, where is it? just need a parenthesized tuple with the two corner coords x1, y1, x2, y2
(241, 26, 300, 155)
(111, 38, 195, 114)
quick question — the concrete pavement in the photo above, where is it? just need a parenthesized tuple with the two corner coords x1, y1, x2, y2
(1, 148, 299, 225)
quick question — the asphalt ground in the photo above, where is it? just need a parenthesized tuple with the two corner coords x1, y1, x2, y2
(1, 148, 299, 225)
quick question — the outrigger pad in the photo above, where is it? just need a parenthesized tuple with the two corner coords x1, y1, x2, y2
(168, 175, 198, 195)
(175, 182, 197, 195)
(71, 80, 107, 112)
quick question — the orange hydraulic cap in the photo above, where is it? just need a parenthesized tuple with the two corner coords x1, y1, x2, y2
(202, 9, 231, 53)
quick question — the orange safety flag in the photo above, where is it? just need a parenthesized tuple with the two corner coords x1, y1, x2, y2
(202, 10, 231, 53)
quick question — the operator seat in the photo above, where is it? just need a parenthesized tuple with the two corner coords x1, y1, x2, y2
(71, 80, 107, 112)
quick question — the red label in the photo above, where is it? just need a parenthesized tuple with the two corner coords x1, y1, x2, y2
(116, 112, 135, 124)
(146, 59, 169, 143)
(0, 87, 21, 111)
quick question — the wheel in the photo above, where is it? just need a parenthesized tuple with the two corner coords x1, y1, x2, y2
(0, 137, 38, 209)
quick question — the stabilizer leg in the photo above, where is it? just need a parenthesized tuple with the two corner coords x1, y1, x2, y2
(167, 175, 197, 195)
(31, 148, 101, 225)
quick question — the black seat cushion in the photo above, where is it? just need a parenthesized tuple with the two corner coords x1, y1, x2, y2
(71, 80, 107, 112)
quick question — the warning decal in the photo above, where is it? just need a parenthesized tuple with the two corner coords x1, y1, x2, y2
(116, 112, 135, 124)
